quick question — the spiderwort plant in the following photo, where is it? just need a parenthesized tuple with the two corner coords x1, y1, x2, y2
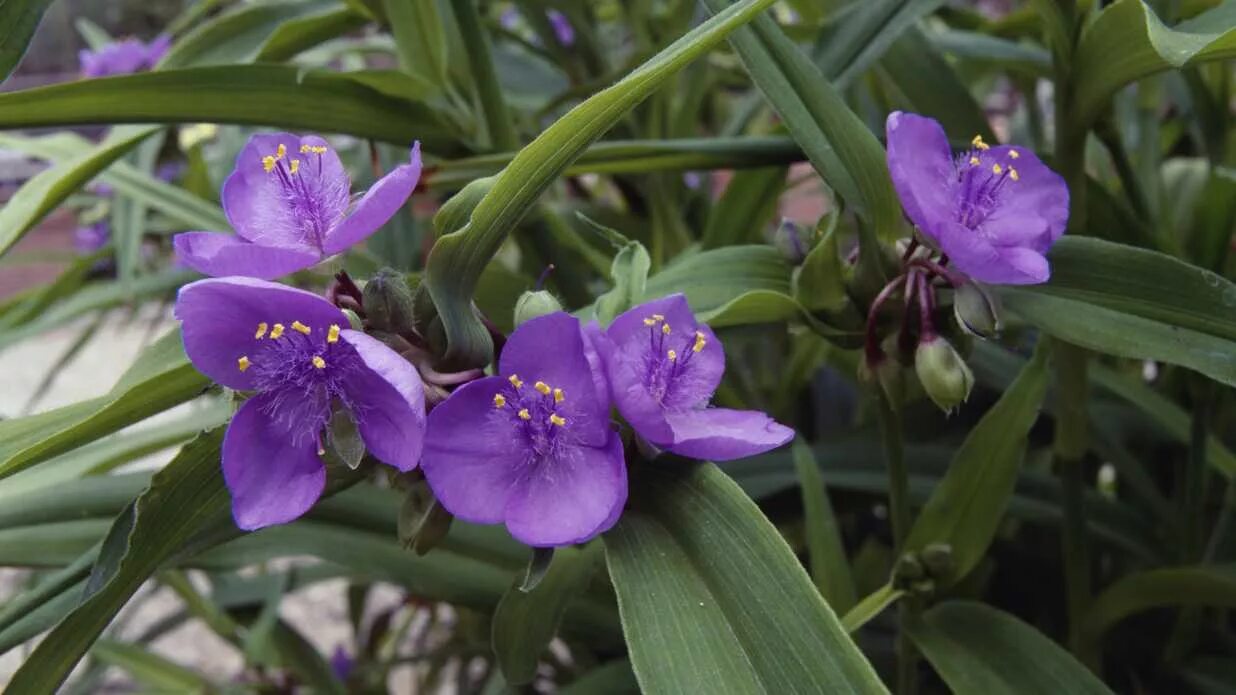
(175, 277, 426, 529)
(174, 134, 422, 280)
(591, 294, 794, 460)
(420, 312, 626, 547)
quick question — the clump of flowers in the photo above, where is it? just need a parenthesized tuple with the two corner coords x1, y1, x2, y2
(79, 35, 170, 78)
(174, 133, 421, 280)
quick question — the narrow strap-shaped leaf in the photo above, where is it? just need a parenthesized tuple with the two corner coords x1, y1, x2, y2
(382, 0, 449, 86)
(605, 460, 888, 694)
(903, 341, 1051, 586)
(91, 639, 216, 692)
(420, 0, 779, 369)
(159, 0, 340, 68)
(0, 0, 52, 81)
(1079, 565, 1236, 649)
(792, 437, 857, 612)
(908, 601, 1114, 694)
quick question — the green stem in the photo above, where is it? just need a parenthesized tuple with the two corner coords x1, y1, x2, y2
(877, 393, 917, 694)
(1053, 341, 1093, 667)
(1165, 382, 1212, 664)
(451, 0, 518, 152)
(841, 583, 906, 634)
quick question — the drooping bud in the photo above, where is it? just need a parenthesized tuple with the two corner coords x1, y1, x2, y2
(774, 218, 810, 265)
(915, 335, 974, 413)
(363, 268, 416, 334)
(513, 290, 563, 326)
(952, 281, 1001, 338)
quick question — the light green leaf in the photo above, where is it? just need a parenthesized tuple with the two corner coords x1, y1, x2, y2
(492, 543, 603, 685)
(257, 7, 370, 62)
(908, 601, 1114, 694)
(383, 0, 448, 86)
(816, 0, 945, 88)
(160, 0, 341, 68)
(1071, 0, 1236, 129)
(421, 0, 779, 369)
(0, 65, 465, 153)
(0, 0, 51, 81)
(903, 342, 1051, 586)
(91, 639, 215, 691)
(0, 125, 160, 258)
(595, 241, 651, 325)
(1000, 236, 1236, 386)
(0, 329, 210, 480)
(605, 460, 887, 694)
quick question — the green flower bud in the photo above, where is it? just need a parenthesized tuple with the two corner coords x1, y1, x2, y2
(363, 268, 416, 334)
(952, 282, 1001, 339)
(915, 335, 974, 413)
(920, 542, 955, 579)
(513, 290, 563, 326)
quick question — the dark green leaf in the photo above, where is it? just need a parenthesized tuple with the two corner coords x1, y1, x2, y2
(382, 0, 448, 86)
(701, 167, 787, 248)
(792, 438, 857, 612)
(160, 0, 341, 68)
(595, 241, 651, 325)
(91, 639, 215, 691)
(908, 601, 1113, 694)
(0, 0, 51, 81)
(605, 460, 887, 694)
(1079, 565, 1236, 649)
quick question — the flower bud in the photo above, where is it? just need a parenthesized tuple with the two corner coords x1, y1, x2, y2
(774, 218, 810, 265)
(513, 290, 563, 326)
(363, 268, 416, 334)
(952, 282, 1001, 339)
(920, 542, 955, 579)
(915, 335, 974, 413)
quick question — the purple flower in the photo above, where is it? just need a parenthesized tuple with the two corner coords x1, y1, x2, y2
(74, 221, 110, 255)
(175, 277, 426, 530)
(79, 34, 170, 78)
(547, 10, 575, 46)
(590, 295, 794, 461)
(173, 133, 422, 280)
(885, 111, 1069, 285)
(330, 646, 353, 682)
(421, 312, 626, 547)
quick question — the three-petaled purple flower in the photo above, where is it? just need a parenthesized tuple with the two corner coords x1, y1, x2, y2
(590, 295, 794, 461)
(79, 35, 170, 78)
(421, 312, 626, 547)
(175, 277, 426, 530)
(885, 111, 1069, 285)
(174, 133, 422, 280)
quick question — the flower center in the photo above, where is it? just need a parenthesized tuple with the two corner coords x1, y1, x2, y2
(260, 143, 336, 250)
(493, 374, 570, 458)
(238, 320, 352, 444)
(952, 135, 1021, 230)
(639, 315, 707, 403)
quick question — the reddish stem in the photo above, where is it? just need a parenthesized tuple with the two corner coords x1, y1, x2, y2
(917, 271, 937, 341)
(864, 273, 908, 363)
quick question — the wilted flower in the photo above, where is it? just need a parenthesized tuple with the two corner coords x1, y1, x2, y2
(79, 35, 170, 78)
(591, 295, 794, 460)
(885, 111, 1068, 285)
(174, 133, 421, 280)
(421, 312, 626, 547)
(175, 277, 426, 529)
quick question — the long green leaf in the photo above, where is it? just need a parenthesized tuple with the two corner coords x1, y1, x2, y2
(605, 460, 887, 694)
(160, 0, 340, 68)
(421, 0, 779, 368)
(0, 65, 465, 152)
(1000, 237, 1236, 386)
(91, 639, 215, 691)
(0, 329, 209, 480)
(0, 125, 160, 258)
(1079, 565, 1236, 648)
(1071, 0, 1236, 129)
(902, 342, 1050, 585)
(382, 0, 448, 86)
(908, 601, 1114, 694)
(792, 437, 857, 612)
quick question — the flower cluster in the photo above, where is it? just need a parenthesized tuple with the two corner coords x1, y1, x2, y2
(174, 132, 792, 545)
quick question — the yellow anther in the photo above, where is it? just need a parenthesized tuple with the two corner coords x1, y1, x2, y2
(549, 413, 567, 427)
(275, 144, 286, 159)
(237, 356, 251, 372)
(493, 394, 507, 408)
(509, 374, 523, 389)
(662, 323, 671, 335)
(327, 324, 341, 344)
(270, 323, 285, 339)
(289, 159, 300, 175)
(312, 355, 326, 369)
(668, 349, 678, 361)
(969, 156, 980, 166)
(534, 381, 552, 395)
(553, 388, 565, 403)
(262, 155, 276, 173)
(300, 144, 311, 154)
(693, 331, 707, 353)
(992, 163, 1003, 175)
(1009, 150, 1020, 159)
(255, 322, 268, 339)
(1009, 167, 1020, 181)
(291, 320, 311, 335)
(518, 408, 531, 421)
(643, 318, 657, 326)
(971, 134, 990, 151)
(314, 145, 328, 154)
(652, 313, 665, 321)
